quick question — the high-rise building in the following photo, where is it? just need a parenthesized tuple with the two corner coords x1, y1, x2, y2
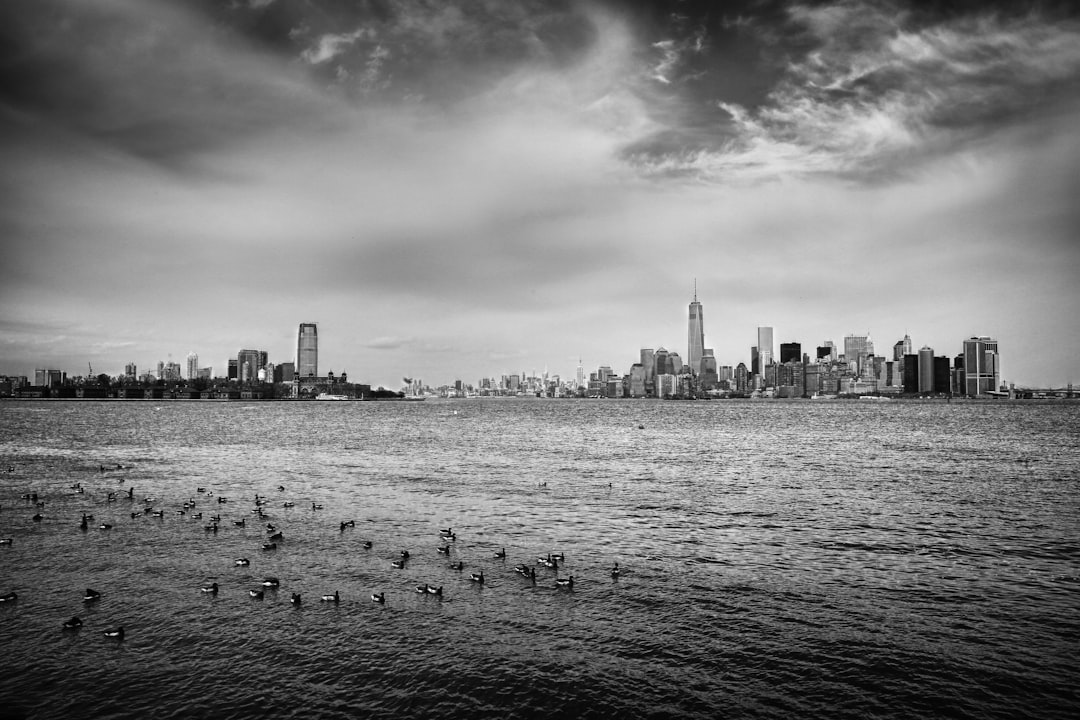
(297, 322, 318, 379)
(893, 335, 912, 361)
(780, 342, 802, 364)
(237, 349, 267, 383)
(844, 334, 874, 376)
(963, 336, 999, 396)
(757, 327, 774, 368)
(687, 286, 705, 377)
(186, 353, 199, 381)
(918, 346, 935, 393)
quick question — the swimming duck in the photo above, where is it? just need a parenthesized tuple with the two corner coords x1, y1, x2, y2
(262, 577, 280, 587)
(99, 523, 112, 531)
(197, 487, 206, 493)
(470, 571, 485, 584)
(320, 590, 340, 603)
(0, 538, 12, 546)
(204, 523, 219, 533)
(494, 548, 506, 559)
(201, 582, 219, 595)
(265, 523, 276, 532)
(80, 515, 88, 530)
(556, 576, 574, 589)
(277, 485, 285, 492)
(129, 512, 139, 519)
(283, 502, 295, 508)
(32, 513, 43, 522)
(268, 532, 283, 542)
(371, 592, 385, 604)
(342, 520, 355, 528)
(437, 545, 451, 555)
(290, 593, 302, 605)
(83, 588, 101, 602)
(362, 541, 373, 549)
(400, 550, 410, 559)
(233, 519, 245, 527)
(261, 542, 277, 551)
(103, 627, 124, 639)
(610, 563, 621, 578)
(235, 558, 250, 566)
(249, 589, 264, 599)
(62, 616, 83, 629)
(391, 559, 406, 569)
(449, 561, 464, 571)
(426, 585, 443, 596)
(311, 503, 323, 510)
(191, 512, 202, 520)
(0, 592, 16, 603)
(150, 510, 164, 518)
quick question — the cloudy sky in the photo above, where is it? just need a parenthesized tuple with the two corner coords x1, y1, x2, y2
(2, 0, 1078, 389)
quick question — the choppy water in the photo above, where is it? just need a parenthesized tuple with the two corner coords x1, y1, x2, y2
(0, 398, 1077, 719)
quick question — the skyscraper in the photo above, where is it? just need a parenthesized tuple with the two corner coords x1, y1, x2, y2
(918, 346, 935, 393)
(844, 334, 874, 376)
(963, 336, 999, 396)
(687, 286, 704, 377)
(757, 327, 774, 368)
(297, 322, 318, 378)
(186, 352, 199, 381)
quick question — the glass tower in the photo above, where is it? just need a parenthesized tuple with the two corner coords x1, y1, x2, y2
(297, 323, 318, 378)
(688, 287, 704, 377)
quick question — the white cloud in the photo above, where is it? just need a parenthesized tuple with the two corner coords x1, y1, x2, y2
(300, 29, 371, 65)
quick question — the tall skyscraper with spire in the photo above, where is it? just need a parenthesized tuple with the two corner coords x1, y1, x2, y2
(297, 322, 318, 378)
(687, 282, 705, 376)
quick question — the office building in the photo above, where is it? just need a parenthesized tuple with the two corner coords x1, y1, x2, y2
(757, 327, 774, 368)
(237, 349, 268, 384)
(918, 346, 935, 393)
(780, 342, 802, 364)
(893, 335, 912, 361)
(844, 334, 874, 376)
(963, 336, 999, 396)
(186, 353, 199, 381)
(687, 289, 705, 376)
(297, 322, 318, 379)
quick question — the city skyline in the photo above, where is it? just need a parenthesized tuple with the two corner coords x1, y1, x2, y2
(2, 1, 1078, 389)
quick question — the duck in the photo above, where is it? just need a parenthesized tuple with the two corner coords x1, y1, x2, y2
(201, 582, 219, 595)
(99, 523, 112, 531)
(311, 503, 323, 510)
(610, 563, 621, 578)
(400, 550, 410, 559)
(235, 558, 250, 566)
(439, 527, 453, 535)
(249, 589, 264, 599)
(32, 513, 43, 522)
(233, 519, 245, 527)
(210, 514, 221, 522)
(262, 577, 280, 587)
(268, 532, 283, 542)
(265, 523, 276, 532)
(62, 616, 83, 629)
(0, 592, 16, 603)
(282, 501, 295, 508)
(217, 497, 228, 504)
(191, 512, 202, 520)
(449, 561, 464, 571)
(371, 592, 385, 604)
(129, 512, 139, 519)
(0, 538, 12, 546)
(103, 627, 124, 640)
(361, 541, 373, 550)
(342, 520, 355, 528)
(277, 485, 285, 492)
(196, 487, 206, 493)
(150, 509, 164, 518)
(426, 585, 443, 596)
(556, 576, 575, 589)
(290, 592, 302, 605)
(470, 571, 485, 584)
(79, 515, 88, 530)
(494, 547, 506, 559)
(320, 590, 340, 603)
(437, 545, 451, 555)
(261, 542, 277, 551)
(83, 588, 101, 602)
(204, 523, 219, 533)
(390, 559, 406, 569)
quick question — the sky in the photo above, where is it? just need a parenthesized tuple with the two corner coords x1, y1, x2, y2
(1, 0, 1078, 390)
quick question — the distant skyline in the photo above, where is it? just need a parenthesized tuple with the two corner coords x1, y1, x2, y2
(2, 1, 1078, 389)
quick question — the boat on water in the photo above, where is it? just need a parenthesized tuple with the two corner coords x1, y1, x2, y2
(315, 393, 350, 401)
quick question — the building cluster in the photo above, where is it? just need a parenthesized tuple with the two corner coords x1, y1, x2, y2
(6, 291, 1073, 401)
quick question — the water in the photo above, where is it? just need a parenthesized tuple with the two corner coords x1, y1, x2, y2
(0, 399, 1077, 719)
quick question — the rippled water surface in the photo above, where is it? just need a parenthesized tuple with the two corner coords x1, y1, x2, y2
(1, 399, 1077, 719)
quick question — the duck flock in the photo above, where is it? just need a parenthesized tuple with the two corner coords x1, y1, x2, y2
(0, 462, 626, 641)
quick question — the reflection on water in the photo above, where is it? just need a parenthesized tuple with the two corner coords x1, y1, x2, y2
(0, 399, 1077, 719)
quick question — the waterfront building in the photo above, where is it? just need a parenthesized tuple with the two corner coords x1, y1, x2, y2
(699, 350, 718, 390)
(933, 356, 952, 395)
(903, 354, 919, 393)
(735, 363, 748, 394)
(688, 290, 705, 377)
(780, 342, 802, 364)
(576, 358, 584, 391)
(228, 359, 238, 380)
(237, 349, 267, 384)
(893, 335, 912, 361)
(34, 369, 65, 387)
(963, 336, 999, 396)
(297, 322, 318, 379)
(124, 363, 137, 381)
(844, 334, 874, 377)
(918, 346, 935, 393)
(186, 353, 199, 381)
(656, 373, 677, 398)
(757, 327, 774, 369)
